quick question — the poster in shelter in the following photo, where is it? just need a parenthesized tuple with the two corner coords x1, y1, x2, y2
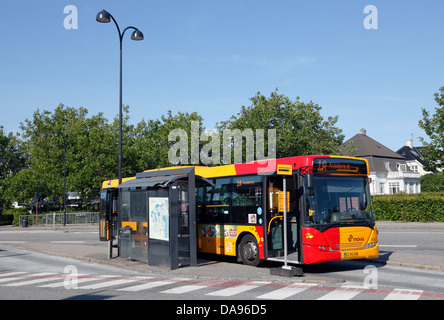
(149, 197, 169, 241)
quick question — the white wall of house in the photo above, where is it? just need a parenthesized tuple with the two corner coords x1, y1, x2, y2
(369, 170, 421, 195)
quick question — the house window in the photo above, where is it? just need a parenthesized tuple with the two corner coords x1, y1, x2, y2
(410, 165, 418, 172)
(379, 183, 385, 194)
(389, 182, 400, 194)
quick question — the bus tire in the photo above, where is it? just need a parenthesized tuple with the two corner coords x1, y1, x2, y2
(238, 234, 261, 267)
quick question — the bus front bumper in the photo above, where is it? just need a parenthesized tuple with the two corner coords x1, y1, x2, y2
(302, 243, 379, 265)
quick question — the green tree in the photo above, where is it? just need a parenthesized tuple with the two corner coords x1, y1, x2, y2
(133, 110, 205, 169)
(0, 126, 26, 212)
(419, 87, 444, 172)
(218, 89, 344, 161)
(421, 173, 444, 192)
(14, 104, 116, 207)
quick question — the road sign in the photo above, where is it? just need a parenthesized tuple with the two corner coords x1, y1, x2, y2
(277, 164, 292, 175)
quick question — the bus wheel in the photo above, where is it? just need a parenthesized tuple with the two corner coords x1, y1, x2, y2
(239, 234, 261, 267)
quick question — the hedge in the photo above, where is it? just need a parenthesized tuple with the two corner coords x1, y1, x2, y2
(2, 208, 28, 226)
(0, 214, 13, 226)
(372, 192, 444, 222)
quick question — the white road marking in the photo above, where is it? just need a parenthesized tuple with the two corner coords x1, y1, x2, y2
(384, 288, 423, 300)
(206, 281, 271, 297)
(257, 283, 317, 300)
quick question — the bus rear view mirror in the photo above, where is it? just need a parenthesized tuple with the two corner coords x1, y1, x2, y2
(306, 174, 314, 196)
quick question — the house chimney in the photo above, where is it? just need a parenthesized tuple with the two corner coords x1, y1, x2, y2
(360, 128, 367, 136)
(406, 139, 413, 148)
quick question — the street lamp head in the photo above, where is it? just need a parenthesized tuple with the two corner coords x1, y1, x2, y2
(96, 10, 111, 23)
(131, 29, 144, 41)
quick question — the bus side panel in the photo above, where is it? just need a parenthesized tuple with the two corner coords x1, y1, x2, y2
(198, 224, 264, 259)
(198, 224, 228, 255)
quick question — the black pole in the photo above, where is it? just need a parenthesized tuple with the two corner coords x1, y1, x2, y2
(119, 35, 123, 185)
(101, 12, 140, 185)
(63, 140, 66, 226)
(97, 10, 143, 258)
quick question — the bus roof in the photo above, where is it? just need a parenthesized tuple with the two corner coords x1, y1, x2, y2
(101, 155, 369, 189)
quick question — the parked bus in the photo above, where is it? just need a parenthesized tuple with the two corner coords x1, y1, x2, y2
(100, 155, 379, 266)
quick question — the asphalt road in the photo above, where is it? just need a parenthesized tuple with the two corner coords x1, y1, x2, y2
(0, 222, 443, 301)
(377, 222, 444, 257)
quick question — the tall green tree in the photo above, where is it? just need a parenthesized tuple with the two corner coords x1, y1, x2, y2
(419, 87, 444, 172)
(0, 127, 26, 212)
(135, 110, 205, 169)
(217, 89, 344, 161)
(14, 104, 117, 206)
(6, 104, 206, 207)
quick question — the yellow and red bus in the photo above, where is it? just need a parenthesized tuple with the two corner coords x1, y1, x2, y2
(100, 155, 379, 266)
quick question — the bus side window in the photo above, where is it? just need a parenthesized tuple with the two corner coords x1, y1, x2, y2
(196, 187, 205, 222)
(232, 176, 263, 224)
(205, 178, 230, 224)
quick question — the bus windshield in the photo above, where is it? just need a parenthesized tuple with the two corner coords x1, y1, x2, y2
(305, 176, 374, 230)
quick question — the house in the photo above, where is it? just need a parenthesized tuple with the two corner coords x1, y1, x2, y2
(341, 129, 422, 195)
(397, 140, 443, 175)
(396, 140, 430, 176)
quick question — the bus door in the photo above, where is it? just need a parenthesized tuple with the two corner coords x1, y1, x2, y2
(99, 188, 118, 241)
(176, 182, 191, 267)
(265, 176, 298, 259)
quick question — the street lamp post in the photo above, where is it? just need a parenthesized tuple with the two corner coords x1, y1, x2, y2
(55, 133, 67, 226)
(96, 9, 144, 185)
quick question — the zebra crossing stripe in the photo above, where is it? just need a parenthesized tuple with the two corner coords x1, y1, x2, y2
(117, 280, 172, 292)
(384, 289, 423, 300)
(317, 285, 364, 300)
(0, 272, 55, 285)
(0, 272, 30, 283)
(39, 274, 110, 288)
(161, 284, 208, 294)
(77, 277, 139, 290)
(256, 283, 318, 300)
(3, 273, 58, 287)
(0, 272, 28, 277)
(206, 281, 272, 297)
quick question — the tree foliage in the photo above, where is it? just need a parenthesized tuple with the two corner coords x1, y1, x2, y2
(0, 126, 26, 211)
(1, 90, 346, 210)
(0, 104, 205, 209)
(8, 105, 116, 207)
(419, 87, 444, 172)
(217, 90, 344, 159)
(421, 173, 444, 192)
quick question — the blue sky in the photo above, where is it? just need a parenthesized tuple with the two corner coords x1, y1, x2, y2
(1, 0, 443, 152)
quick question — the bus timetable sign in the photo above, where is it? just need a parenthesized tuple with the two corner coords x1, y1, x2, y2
(277, 164, 292, 175)
(312, 158, 368, 175)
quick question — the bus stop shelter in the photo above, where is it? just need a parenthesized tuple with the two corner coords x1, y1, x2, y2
(116, 167, 213, 270)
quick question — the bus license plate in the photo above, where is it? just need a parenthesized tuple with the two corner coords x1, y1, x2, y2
(344, 251, 359, 258)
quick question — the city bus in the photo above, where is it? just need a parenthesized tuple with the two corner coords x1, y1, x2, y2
(100, 155, 379, 266)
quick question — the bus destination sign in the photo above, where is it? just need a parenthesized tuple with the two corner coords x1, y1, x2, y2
(312, 158, 368, 175)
